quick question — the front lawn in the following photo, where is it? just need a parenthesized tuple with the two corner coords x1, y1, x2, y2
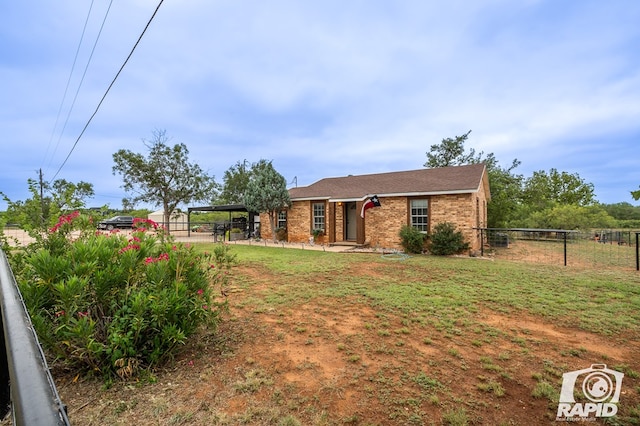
(56, 245, 640, 425)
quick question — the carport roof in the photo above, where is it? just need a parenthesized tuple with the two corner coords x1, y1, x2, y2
(188, 204, 250, 213)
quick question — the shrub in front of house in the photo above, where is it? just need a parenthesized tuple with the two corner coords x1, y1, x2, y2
(399, 225, 426, 254)
(13, 212, 230, 379)
(429, 222, 470, 255)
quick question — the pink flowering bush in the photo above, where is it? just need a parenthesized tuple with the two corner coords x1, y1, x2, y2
(15, 212, 231, 379)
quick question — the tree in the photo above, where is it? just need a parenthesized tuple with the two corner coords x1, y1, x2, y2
(243, 160, 290, 242)
(424, 130, 522, 227)
(632, 186, 640, 201)
(1, 172, 94, 232)
(602, 202, 640, 221)
(424, 130, 488, 168)
(112, 130, 218, 234)
(51, 179, 94, 211)
(486, 159, 524, 228)
(523, 204, 615, 230)
(521, 168, 595, 211)
(219, 160, 251, 205)
(424, 132, 607, 229)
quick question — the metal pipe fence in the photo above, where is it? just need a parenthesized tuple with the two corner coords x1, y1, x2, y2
(0, 249, 70, 425)
(187, 220, 258, 241)
(478, 228, 640, 271)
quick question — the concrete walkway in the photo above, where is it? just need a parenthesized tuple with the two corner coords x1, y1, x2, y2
(217, 238, 355, 252)
(173, 231, 357, 252)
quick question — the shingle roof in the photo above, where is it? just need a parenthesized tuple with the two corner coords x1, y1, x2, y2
(289, 163, 488, 201)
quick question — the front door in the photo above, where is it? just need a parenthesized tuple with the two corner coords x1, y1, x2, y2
(345, 202, 357, 241)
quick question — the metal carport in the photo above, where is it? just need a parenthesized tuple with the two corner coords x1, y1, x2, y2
(187, 204, 258, 239)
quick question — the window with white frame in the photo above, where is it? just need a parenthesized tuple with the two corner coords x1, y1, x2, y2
(312, 202, 325, 231)
(410, 199, 428, 232)
(277, 211, 287, 229)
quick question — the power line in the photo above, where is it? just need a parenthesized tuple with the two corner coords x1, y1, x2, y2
(51, 0, 165, 181)
(46, 0, 114, 171)
(42, 0, 96, 170)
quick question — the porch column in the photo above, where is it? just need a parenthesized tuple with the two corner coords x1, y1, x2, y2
(356, 201, 365, 245)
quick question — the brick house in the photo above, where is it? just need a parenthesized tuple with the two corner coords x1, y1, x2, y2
(260, 163, 490, 251)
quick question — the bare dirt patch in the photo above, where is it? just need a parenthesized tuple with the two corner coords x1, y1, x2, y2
(481, 312, 635, 361)
(54, 260, 640, 425)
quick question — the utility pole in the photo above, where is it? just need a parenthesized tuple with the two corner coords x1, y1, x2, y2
(39, 168, 45, 227)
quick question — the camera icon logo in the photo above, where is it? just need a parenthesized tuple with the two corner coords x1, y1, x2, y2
(557, 364, 624, 419)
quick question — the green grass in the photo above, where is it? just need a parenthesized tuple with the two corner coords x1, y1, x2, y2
(532, 381, 558, 402)
(233, 368, 273, 393)
(476, 376, 505, 396)
(442, 407, 469, 425)
(200, 244, 640, 336)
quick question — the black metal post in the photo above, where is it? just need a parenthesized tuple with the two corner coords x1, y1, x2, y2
(636, 232, 640, 271)
(563, 231, 567, 267)
(480, 228, 484, 257)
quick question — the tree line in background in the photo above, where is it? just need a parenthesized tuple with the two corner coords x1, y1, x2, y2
(1, 129, 640, 235)
(425, 130, 640, 230)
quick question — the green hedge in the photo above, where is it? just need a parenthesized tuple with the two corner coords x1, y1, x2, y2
(12, 212, 234, 379)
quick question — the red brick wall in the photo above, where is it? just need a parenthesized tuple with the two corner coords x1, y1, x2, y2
(430, 194, 475, 250)
(362, 196, 406, 248)
(287, 201, 317, 242)
(259, 200, 319, 243)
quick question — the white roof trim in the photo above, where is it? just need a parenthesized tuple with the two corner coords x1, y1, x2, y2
(366, 190, 477, 198)
(289, 196, 332, 202)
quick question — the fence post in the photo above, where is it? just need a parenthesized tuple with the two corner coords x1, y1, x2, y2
(480, 228, 484, 257)
(636, 232, 640, 271)
(563, 231, 567, 267)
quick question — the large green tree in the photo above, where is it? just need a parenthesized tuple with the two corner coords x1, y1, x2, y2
(112, 130, 218, 234)
(218, 160, 252, 205)
(521, 168, 595, 211)
(1, 174, 94, 232)
(243, 160, 290, 242)
(632, 186, 640, 201)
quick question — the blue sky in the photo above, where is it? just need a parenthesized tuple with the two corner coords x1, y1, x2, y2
(1, 0, 639, 211)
